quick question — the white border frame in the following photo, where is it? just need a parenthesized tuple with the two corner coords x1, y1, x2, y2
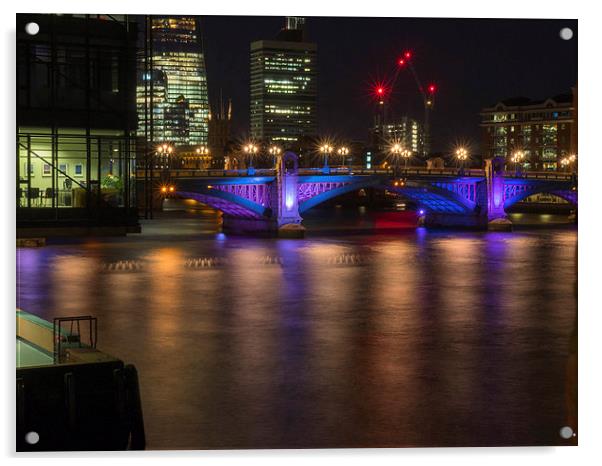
(3, 2, 600, 465)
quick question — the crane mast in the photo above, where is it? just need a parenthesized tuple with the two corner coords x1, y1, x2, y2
(389, 51, 437, 159)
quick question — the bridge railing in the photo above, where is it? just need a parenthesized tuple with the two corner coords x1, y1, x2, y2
(392, 168, 486, 177)
(504, 171, 575, 181)
(134, 167, 575, 181)
(297, 167, 392, 175)
(134, 168, 277, 179)
(297, 166, 487, 177)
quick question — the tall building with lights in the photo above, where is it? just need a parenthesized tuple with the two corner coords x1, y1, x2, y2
(137, 16, 209, 146)
(370, 115, 424, 155)
(480, 92, 575, 170)
(250, 17, 317, 146)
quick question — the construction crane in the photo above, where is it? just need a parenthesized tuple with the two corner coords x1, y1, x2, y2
(376, 50, 437, 159)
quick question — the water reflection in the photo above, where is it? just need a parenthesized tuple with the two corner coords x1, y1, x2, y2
(15, 213, 577, 449)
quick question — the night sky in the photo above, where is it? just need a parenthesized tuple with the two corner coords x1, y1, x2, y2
(200, 16, 577, 154)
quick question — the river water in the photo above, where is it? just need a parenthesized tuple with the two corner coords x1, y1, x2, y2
(16, 207, 577, 449)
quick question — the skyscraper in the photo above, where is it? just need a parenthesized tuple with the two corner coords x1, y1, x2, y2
(137, 16, 209, 147)
(250, 17, 317, 146)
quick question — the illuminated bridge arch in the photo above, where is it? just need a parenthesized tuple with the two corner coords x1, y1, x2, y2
(503, 181, 578, 209)
(297, 176, 478, 215)
(298, 176, 382, 214)
(387, 182, 477, 214)
(174, 178, 274, 219)
(177, 189, 271, 218)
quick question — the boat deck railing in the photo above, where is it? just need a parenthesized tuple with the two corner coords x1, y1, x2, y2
(53, 316, 98, 363)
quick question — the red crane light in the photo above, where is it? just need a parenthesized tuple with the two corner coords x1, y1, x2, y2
(376, 86, 384, 95)
(398, 58, 406, 66)
(404, 51, 412, 59)
(428, 84, 436, 93)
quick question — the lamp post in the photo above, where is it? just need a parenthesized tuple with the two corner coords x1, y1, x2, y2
(511, 150, 524, 174)
(156, 143, 174, 169)
(336, 146, 349, 165)
(560, 153, 577, 174)
(268, 145, 282, 168)
(337, 146, 350, 172)
(195, 146, 210, 169)
(243, 143, 259, 174)
(320, 144, 333, 174)
(568, 153, 577, 174)
(455, 147, 468, 174)
(401, 148, 412, 171)
(389, 143, 402, 175)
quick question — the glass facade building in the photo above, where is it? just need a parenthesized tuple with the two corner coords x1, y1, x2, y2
(250, 27, 317, 145)
(16, 14, 139, 233)
(137, 16, 209, 147)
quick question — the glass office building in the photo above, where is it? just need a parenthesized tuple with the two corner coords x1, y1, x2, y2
(137, 16, 209, 146)
(16, 14, 139, 233)
(250, 18, 317, 146)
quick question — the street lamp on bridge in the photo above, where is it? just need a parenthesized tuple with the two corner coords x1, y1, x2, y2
(243, 143, 259, 173)
(268, 145, 282, 167)
(390, 143, 411, 174)
(389, 142, 402, 174)
(510, 150, 525, 174)
(560, 153, 577, 174)
(401, 148, 412, 170)
(336, 146, 350, 167)
(455, 147, 469, 173)
(156, 143, 174, 169)
(195, 146, 210, 169)
(320, 144, 333, 173)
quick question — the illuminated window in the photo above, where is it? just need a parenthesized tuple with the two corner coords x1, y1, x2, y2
(542, 148, 557, 161)
(542, 124, 557, 145)
(542, 162, 557, 171)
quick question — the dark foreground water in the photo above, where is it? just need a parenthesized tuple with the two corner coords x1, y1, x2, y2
(16, 208, 577, 449)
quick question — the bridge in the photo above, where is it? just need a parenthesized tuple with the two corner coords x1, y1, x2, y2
(136, 153, 577, 236)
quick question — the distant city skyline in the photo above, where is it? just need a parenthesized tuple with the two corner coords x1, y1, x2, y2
(200, 16, 577, 154)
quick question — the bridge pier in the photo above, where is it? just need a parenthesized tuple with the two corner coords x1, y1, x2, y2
(485, 157, 512, 231)
(220, 152, 306, 238)
(272, 152, 305, 238)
